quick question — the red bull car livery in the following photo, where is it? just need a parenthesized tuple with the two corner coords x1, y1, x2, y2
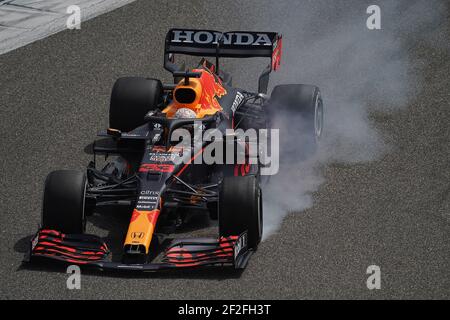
(25, 29, 324, 272)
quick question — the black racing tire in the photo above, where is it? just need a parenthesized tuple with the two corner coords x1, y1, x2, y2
(109, 77, 163, 132)
(268, 84, 323, 159)
(42, 170, 86, 234)
(219, 175, 262, 249)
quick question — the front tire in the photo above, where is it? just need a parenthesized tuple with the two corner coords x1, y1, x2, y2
(42, 170, 86, 234)
(219, 175, 262, 249)
(109, 77, 163, 132)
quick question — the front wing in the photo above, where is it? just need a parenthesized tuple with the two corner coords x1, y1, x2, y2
(26, 229, 252, 271)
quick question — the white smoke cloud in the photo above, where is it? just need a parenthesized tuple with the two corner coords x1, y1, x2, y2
(259, 0, 448, 238)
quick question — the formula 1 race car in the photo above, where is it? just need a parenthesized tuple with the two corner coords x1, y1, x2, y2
(26, 29, 324, 271)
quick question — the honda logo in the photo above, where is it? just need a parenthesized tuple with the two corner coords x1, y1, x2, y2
(131, 232, 144, 239)
(171, 30, 273, 46)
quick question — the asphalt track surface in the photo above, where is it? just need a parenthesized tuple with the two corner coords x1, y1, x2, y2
(1, 0, 449, 299)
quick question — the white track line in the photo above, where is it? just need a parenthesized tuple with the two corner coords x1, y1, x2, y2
(0, 0, 136, 55)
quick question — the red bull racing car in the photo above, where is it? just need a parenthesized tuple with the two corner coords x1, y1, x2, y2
(26, 29, 324, 271)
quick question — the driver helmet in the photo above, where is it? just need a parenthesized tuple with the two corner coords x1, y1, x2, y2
(174, 108, 197, 119)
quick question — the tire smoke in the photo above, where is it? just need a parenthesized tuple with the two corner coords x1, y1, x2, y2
(258, 0, 448, 238)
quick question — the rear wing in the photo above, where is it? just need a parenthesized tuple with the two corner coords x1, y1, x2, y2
(164, 29, 283, 93)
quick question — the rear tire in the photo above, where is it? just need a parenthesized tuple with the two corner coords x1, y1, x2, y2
(109, 77, 163, 132)
(268, 84, 323, 159)
(219, 175, 262, 249)
(42, 170, 86, 234)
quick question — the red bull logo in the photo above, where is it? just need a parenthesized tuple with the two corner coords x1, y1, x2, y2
(193, 68, 227, 112)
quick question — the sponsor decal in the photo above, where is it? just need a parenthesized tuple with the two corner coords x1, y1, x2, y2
(139, 163, 175, 173)
(136, 205, 152, 209)
(137, 194, 158, 207)
(149, 146, 184, 161)
(152, 133, 161, 143)
(140, 190, 160, 196)
(118, 265, 143, 269)
(122, 133, 140, 137)
(233, 232, 248, 260)
(131, 232, 144, 239)
(31, 233, 39, 251)
(152, 146, 183, 153)
(231, 91, 245, 113)
(171, 30, 273, 46)
(194, 68, 227, 111)
(149, 153, 176, 162)
(138, 196, 158, 201)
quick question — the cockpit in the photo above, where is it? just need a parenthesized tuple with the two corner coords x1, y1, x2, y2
(162, 66, 228, 119)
